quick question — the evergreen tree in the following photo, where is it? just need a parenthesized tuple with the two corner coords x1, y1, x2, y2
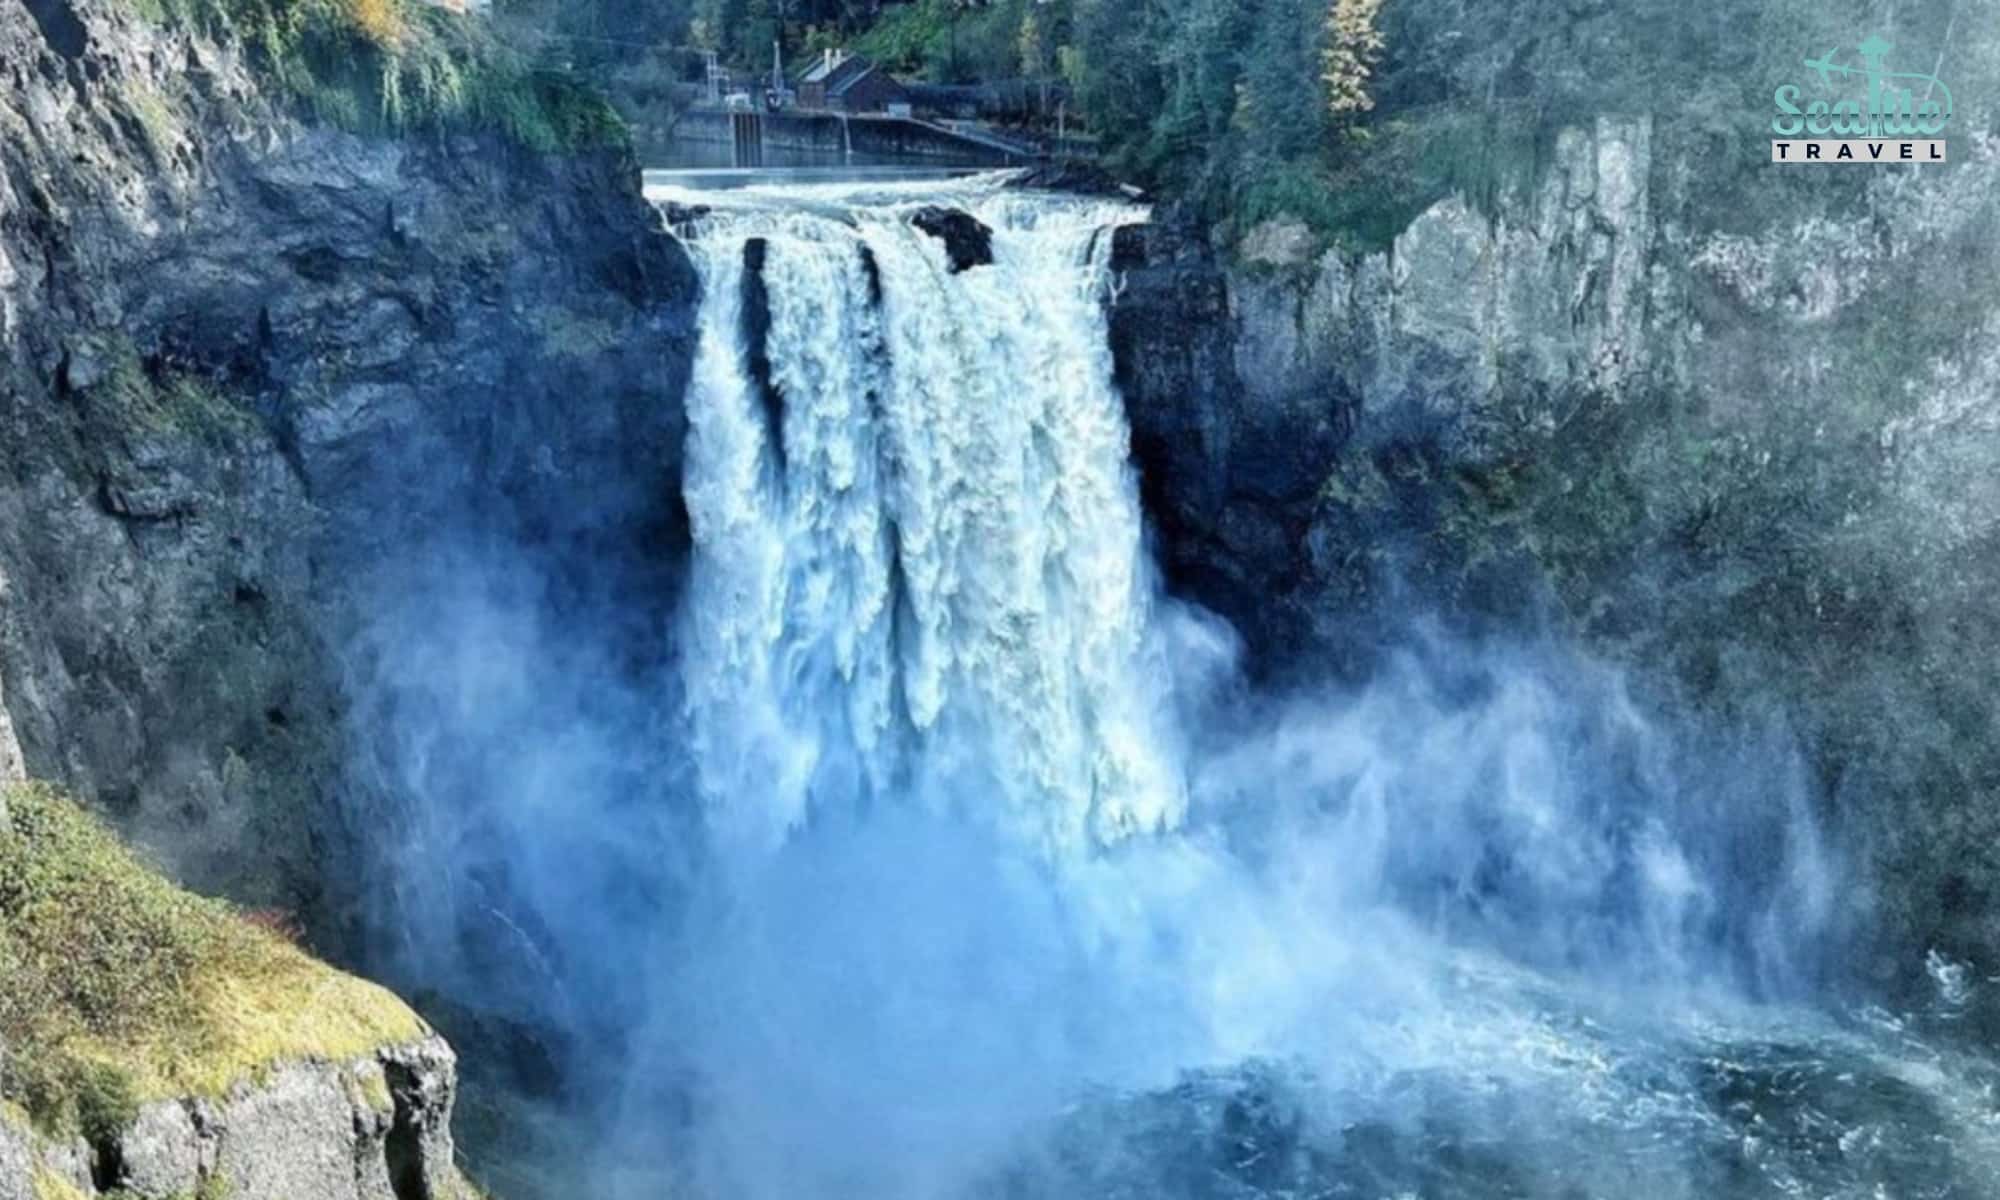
(1239, 0, 1331, 160)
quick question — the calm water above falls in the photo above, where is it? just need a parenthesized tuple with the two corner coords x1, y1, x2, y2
(638, 174, 2000, 1200)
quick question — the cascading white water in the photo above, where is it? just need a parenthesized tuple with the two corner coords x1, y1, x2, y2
(670, 179, 1185, 859)
(344, 172, 2000, 1199)
(640, 176, 2000, 1200)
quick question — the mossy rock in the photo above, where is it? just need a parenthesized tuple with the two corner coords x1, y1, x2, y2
(0, 782, 428, 1139)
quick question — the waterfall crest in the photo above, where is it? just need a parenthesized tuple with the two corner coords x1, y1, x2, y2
(668, 180, 1186, 858)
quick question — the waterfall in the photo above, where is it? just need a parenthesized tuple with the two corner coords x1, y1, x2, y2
(341, 173, 1997, 1199)
(669, 180, 1186, 859)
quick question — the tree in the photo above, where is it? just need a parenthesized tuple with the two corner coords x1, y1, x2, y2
(1323, 0, 1385, 116)
(1239, 0, 1330, 160)
(1018, 6, 1049, 76)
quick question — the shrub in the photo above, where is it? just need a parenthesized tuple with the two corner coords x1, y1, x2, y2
(72, 1065, 140, 1148)
(239, 907, 309, 947)
(131, 0, 627, 151)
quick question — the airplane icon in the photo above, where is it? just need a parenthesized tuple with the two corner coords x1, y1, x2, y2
(1802, 49, 1847, 88)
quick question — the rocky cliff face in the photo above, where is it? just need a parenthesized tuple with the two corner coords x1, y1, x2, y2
(1, 0, 698, 1188)
(0, 0, 696, 932)
(1120, 108, 2000, 1016)
(1113, 116, 2000, 1016)
(1, 1038, 460, 1200)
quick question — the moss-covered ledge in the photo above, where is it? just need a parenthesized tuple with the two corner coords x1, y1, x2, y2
(126, 0, 626, 153)
(0, 783, 467, 1200)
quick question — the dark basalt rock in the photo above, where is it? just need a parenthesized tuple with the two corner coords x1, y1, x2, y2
(1009, 160, 1135, 198)
(911, 206, 994, 273)
(741, 238, 785, 467)
(0, 0, 700, 953)
(658, 200, 712, 233)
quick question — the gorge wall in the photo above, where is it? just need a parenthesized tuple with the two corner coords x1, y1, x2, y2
(1112, 115, 2000, 1025)
(1, 0, 696, 1190)
(0, 0, 696, 938)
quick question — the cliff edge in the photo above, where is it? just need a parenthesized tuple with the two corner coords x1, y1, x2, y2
(0, 782, 466, 1200)
(0, 0, 695, 934)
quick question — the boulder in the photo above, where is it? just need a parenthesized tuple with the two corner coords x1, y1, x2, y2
(92, 1038, 460, 1200)
(911, 207, 994, 273)
(1008, 160, 1136, 197)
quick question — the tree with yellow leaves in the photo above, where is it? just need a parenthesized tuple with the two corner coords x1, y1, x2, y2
(349, 0, 408, 49)
(1324, 0, 1385, 117)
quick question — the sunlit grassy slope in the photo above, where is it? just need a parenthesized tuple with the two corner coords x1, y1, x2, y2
(0, 782, 427, 1138)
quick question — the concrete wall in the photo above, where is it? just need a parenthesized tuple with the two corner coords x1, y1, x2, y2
(671, 110, 1021, 165)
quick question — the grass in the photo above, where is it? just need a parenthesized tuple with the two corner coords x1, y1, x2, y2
(129, 0, 626, 152)
(30, 1167, 88, 1200)
(1217, 99, 1559, 258)
(356, 1065, 395, 1114)
(0, 782, 428, 1141)
(74, 335, 257, 443)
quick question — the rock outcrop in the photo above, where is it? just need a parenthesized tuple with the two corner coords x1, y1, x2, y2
(1, 1038, 459, 1200)
(911, 206, 994, 273)
(0, 672, 21, 787)
(1009, 160, 1134, 197)
(0, 0, 697, 935)
(1119, 118, 1677, 664)
(1112, 116, 2000, 1016)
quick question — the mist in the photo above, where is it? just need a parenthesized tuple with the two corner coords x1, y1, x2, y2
(334, 177, 1967, 1200)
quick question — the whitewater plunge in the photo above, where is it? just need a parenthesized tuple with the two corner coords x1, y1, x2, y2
(669, 180, 1183, 857)
(613, 176, 2000, 1199)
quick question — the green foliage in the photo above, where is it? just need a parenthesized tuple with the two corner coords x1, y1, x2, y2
(131, 0, 628, 152)
(73, 1065, 141, 1148)
(1243, 0, 1333, 158)
(1282, 100, 1552, 252)
(850, 0, 949, 74)
(196, 1170, 236, 1200)
(848, 0, 1043, 84)
(1062, 0, 1965, 244)
(1063, 0, 1357, 228)
(499, 0, 689, 70)
(73, 336, 257, 443)
(1059, 0, 1566, 243)
(692, 0, 780, 70)
(0, 782, 427, 1137)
